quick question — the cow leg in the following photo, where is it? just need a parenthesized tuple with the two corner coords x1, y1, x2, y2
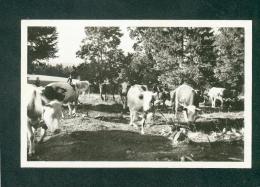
(140, 113, 147, 135)
(212, 98, 216, 108)
(105, 92, 108, 101)
(174, 103, 179, 121)
(38, 128, 46, 143)
(129, 110, 138, 128)
(27, 123, 35, 156)
(183, 110, 188, 123)
(68, 103, 72, 116)
(121, 95, 126, 113)
(129, 110, 133, 126)
(72, 100, 77, 115)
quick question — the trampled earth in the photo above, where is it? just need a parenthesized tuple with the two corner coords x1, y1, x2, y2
(29, 93, 244, 162)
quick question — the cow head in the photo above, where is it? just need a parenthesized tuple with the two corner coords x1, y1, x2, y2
(42, 100, 62, 133)
(139, 91, 157, 112)
(180, 104, 201, 123)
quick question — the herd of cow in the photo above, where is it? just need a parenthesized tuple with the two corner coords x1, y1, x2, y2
(26, 79, 244, 156)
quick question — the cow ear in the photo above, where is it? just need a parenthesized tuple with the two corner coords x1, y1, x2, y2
(139, 94, 143, 100)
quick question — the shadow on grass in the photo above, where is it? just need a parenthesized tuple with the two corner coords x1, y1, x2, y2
(31, 130, 173, 161)
(28, 129, 244, 162)
(97, 116, 129, 124)
(77, 103, 128, 114)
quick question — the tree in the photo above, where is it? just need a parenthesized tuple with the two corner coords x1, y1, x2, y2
(76, 27, 123, 83)
(27, 27, 58, 73)
(214, 28, 244, 92)
(129, 27, 217, 90)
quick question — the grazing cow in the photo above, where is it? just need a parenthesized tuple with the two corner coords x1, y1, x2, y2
(42, 82, 79, 116)
(127, 84, 157, 134)
(171, 84, 201, 123)
(208, 87, 228, 108)
(119, 81, 131, 112)
(99, 79, 117, 101)
(26, 84, 62, 155)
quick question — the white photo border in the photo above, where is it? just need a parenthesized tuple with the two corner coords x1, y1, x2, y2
(21, 20, 252, 168)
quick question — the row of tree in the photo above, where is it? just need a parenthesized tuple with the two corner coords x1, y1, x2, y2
(27, 26, 244, 93)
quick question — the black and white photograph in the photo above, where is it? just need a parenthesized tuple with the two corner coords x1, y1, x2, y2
(21, 20, 252, 168)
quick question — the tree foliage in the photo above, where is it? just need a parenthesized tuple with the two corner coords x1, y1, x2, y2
(214, 28, 244, 91)
(27, 27, 58, 73)
(76, 27, 124, 83)
(31, 63, 72, 78)
(28, 26, 244, 94)
(128, 27, 217, 90)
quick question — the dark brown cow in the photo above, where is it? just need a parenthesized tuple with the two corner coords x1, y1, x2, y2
(99, 79, 117, 101)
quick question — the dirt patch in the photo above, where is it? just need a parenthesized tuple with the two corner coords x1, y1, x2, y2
(29, 94, 245, 162)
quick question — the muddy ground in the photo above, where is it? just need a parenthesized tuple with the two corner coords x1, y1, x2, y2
(29, 93, 244, 162)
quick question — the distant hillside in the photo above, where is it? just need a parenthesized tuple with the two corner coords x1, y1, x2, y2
(27, 74, 77, 86)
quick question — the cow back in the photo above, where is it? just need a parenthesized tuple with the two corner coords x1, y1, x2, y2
(175, 84, 197, 106)
(43, 82, 78, 103)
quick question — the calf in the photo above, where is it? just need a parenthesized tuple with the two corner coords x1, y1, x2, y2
(43, 82, 79, 116)
(171, 84, 201, 124)
(26, 84, 62, 155)
(127, 84, 157, 134)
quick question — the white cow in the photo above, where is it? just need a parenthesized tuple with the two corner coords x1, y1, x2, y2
(74, 80, 91, 97)
(127, 84, 157, 134)
(26, 84, 62, 155)
(208, 87, 226, 108)
(170, 84, 201, 123)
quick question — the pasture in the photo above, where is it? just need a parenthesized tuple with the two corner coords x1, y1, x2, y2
(27, 74, 78, 86)
(29, 91, 244, 162)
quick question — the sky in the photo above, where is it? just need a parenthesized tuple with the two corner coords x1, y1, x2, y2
(51, 26, 135, 66)
(50, 26, 219, 66)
